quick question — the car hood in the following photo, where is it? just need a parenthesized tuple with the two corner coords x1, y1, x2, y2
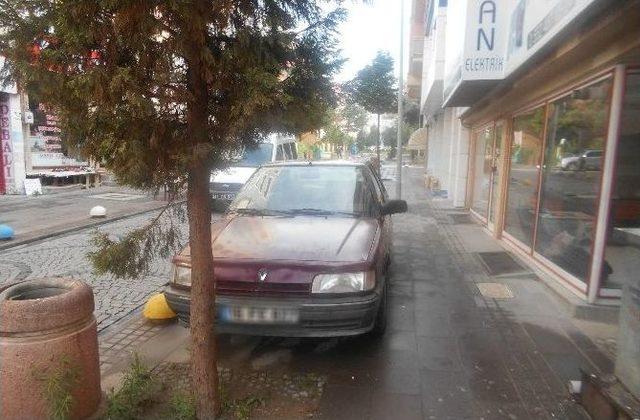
(211, 166, 258, 184)
(182, 216, 379, 263)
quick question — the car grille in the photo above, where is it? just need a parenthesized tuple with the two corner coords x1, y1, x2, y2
(217, 281, 310, 296)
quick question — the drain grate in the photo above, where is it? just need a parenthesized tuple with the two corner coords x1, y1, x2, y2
(449, 213, 474, 224)
(477, 282, 514, 299)
(477, 251, 529, 276)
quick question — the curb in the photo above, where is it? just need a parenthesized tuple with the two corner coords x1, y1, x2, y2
(0, 203, 181, 252)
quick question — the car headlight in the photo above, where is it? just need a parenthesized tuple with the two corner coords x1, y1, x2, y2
(311, 271, 375, 294)
(172, 264, 192, 287)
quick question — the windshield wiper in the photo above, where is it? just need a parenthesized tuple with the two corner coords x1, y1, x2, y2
(231, 208, 289, 216)
(287, 208, 358, 217)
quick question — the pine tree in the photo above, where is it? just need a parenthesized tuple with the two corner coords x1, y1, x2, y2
(0, 1, 343, 417)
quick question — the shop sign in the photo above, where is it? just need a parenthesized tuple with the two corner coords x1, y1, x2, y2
(31, 152, 87, 168)
(443, 0, 510, 105)
(30, 104, 63, 152)
(0, 95, 13, 193)
(29, 101, 86, 168)
(505, 0, 598, 75)
(462, 0, 510, 81)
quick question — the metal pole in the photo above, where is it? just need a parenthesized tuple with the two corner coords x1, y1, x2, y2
(396, 0, 404, 199)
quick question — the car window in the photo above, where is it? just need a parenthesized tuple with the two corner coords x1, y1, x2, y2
(230, 166, 377, 217)
(236, 144, 274, 167)
(276, 145, 284, 161)
(365, 166, 386, 203)
(283, 143, 293, 160)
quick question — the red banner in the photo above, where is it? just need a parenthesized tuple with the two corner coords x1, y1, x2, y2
(0, 95, 9, 194)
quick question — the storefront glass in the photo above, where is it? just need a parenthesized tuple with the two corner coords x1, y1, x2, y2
(471, 126, 494, 219)
(504, 107, 545, 248)
(603, 71, 640, 290)
(534, 77, 612, 283)
(489, 123, 505, 226)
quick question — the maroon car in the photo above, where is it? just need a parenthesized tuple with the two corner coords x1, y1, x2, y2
(164, 161, 407, 337)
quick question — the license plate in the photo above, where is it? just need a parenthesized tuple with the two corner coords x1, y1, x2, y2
(212, 193, 235, 200)
(219, 305, 299, 324)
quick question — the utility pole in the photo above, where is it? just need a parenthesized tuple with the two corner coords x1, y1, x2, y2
(396, 0, 404, 199)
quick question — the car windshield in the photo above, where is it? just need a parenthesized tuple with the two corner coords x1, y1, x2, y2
(236, 144, 274, 167)
(229, 166, 377, 217)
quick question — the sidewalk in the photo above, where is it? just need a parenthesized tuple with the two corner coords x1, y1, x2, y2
(99, 166, 614, 419)
(0, 186, 170, 250)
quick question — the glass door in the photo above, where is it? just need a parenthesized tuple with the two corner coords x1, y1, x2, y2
(471, 125, 495, 222)
(488, 122, 505, 230)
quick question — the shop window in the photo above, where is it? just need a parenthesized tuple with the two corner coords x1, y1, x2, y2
(535, 77, 612, 283)
(603, 71, 640, 289)
(504, 107, 545, 249)
(471, 126, 494, 220)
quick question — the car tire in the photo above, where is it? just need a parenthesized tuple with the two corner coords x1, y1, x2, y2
(368, 282, 388, 338)
(568, 162, 578, 171)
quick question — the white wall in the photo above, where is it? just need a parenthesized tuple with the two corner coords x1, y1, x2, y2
(425, 106, 469, 207)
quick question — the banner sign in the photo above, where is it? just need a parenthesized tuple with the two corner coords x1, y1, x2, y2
(30, 103, 63, 152)
(0, 95, 12, 193)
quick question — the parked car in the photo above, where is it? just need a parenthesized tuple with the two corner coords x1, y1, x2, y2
(166, 161, 407, 337)
(210, 134, 298, 210)
(561, 149, 603, 171)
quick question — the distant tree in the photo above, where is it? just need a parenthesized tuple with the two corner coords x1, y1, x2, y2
(341, 102, 369, 135)
(0, 2, 343, 418)
(347, 51, 397, 165)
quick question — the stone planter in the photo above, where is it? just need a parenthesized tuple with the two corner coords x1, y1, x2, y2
(0, 278, 102, 419)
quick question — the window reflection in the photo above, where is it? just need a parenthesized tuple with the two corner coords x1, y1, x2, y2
(504, 108, 545, 248)
(535, 78, 612, 283)
(471, 127, 494, 219)
(604, 72, 640, 289)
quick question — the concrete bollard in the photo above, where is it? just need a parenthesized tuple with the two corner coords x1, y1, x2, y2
(0, 224, 14, 240)
(0, 278, 102, 419)
(89, 205, 107, 218)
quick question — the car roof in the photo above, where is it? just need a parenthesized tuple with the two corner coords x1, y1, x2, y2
(262, 160, 366, 168)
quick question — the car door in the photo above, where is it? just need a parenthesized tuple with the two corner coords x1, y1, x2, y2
(364, 166, 391, 272)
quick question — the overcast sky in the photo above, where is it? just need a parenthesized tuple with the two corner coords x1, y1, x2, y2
(334, 0, 412, 83)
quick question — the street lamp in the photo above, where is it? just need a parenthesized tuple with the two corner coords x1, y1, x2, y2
(396, 0, 405, 199)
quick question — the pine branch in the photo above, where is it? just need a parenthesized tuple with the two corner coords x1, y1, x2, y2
(87, 198, 187, 280)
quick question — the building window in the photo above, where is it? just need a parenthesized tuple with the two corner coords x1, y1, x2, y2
(504, 107, 545, 249)
(534, 77, 612, 284)
(603, 70, 640, 290)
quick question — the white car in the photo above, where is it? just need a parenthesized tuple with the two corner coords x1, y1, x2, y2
(561, 149, 603, 171)
(210, 134, 298, 210)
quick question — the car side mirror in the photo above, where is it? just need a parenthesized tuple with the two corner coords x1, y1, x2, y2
(381, 199, 408, 216)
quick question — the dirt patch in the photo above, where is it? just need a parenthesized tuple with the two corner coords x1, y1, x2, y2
(142, 362, 326, 419)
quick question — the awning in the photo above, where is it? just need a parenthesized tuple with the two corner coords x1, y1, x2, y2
(407, 127, 428, 151)
(27, 169, 96, 178)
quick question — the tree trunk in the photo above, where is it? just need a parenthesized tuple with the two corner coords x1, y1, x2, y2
(184, 3, 218, 417)
(187, 164, 218, 419)
(376, 113, 381, 172)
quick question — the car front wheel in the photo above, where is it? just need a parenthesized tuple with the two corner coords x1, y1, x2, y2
(368, 283, 388, 338)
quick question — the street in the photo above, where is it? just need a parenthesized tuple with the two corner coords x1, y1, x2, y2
(0, 210, 189, 331)
(3, 165, 607, 418)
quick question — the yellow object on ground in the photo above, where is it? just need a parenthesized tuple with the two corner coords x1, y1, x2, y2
(143, 293, 177, 320)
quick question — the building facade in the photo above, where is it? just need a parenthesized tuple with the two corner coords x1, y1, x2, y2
(0, 83, 94, 195)
(420, 0, 640, 306)
(0, 75, 28, 195)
